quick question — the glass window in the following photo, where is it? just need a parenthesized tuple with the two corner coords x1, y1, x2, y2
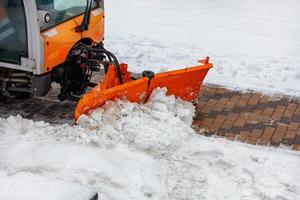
(0, 0, 28, 65)
(36, 0, 99, 30)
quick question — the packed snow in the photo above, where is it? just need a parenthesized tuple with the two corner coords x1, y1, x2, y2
(1, 89, 299, 200)
(1, 0, 300, 199)
(0, 173, 96, 200)
(105, 0, 300, 96)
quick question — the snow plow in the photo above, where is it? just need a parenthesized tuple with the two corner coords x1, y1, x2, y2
(75, 56, 212, 121)
(0, 0, 212, 122)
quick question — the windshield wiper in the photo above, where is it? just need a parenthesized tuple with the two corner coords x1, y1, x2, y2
(76, 0, 93, 32)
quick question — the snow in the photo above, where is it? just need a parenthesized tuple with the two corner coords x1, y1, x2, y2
(0, 173, 96, 200)
(1, 89, 300, 200)
(105, 0, 300, 96)
(1, 0, 300, 199)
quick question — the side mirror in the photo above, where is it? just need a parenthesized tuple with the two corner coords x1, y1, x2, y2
(37, 10, 52, 27)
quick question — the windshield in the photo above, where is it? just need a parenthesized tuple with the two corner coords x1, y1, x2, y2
(36, 0, 99, 30)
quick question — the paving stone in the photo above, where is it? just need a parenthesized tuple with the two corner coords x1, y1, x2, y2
(262, 107, 275, 116)
(280, 117, 292, 124)
(192, 120, 202, 128)
(200, 118, 214, 129)
(283, 103, 298, 118)
(292, 115, 300, 123)
(233, 112, 250, 127)
(232, 106, 244, 113)
(263, 127, 276, 137)
(225, 132, 236, 141)
(258, 139, 270, 146)
(212, 97, 229, 112)
(238, 131, 249, 142)
(237, 93, 252, 107)
(193, 111, 206, 121)
(195, 101, 207, 111)
(212, 92, 224, 99)
(221, 113, 239, 129)
(249, 129, 263, 138)
(297, 129, 300, 136)
(248, 109, 263, 124)
(230, 126, 242, 134)
(259, 95, 269, 104)
(243, 123, 257, 132)
(216, 88, 226, 94)
(217, 129, 227, 136)
(247, 129, 263, 144)
(295, 104, 300, 115)
(243, 105, 254, 112)
(272, 105, 286, 121)
(203, 99, 218, 114)
(295, 135, 300, 145)
(292, 144, 300, 150)
(258, 127, 275, 146)
(267, 100, 280, 108)
(256, 103, 267, 110)
(222, 91, 234, 98)
(206, 87, 217, 96)
(210, 115, 226, 132)
(279, 96, 290, 106)
(248, 93, 261, 106)
(225, 97, 240, 109)
(283, 130, 297, 145)
(271, 124, 288, 146)
(219, 109, 233, 116)
(289, 122, 300, 131)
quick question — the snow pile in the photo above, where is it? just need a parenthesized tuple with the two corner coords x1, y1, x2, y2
(105, 0, 300, 96)
(0, 89, 299, 200)
(0, 173, 96, 200)
(77, 88, 195, 153)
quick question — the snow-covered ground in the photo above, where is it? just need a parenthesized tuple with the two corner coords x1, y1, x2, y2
(1, 1, 300, 199)
(105, 0, 300, 96)
(1, 89, 300, 200)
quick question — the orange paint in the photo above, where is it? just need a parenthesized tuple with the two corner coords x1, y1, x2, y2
(42, 8, 105, 72)
(73, 9, 104, 43)
(42, 19, 81, 72)
(74, 58, 213, 121)
(74, 63, 149, 120)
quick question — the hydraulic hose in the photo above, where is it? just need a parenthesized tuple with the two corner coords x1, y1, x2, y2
(77, 43, 123, 84)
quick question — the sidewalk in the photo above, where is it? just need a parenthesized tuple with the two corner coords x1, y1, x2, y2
(193, 84, 300, 150)
(1, 84, 300, 150)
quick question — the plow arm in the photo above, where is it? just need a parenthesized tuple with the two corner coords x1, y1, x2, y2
(74, 57, 213, 121)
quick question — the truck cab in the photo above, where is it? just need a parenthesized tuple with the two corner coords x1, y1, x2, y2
(0, 0, 104, 97)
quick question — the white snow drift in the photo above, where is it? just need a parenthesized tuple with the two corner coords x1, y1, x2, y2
(1, 0, 300, 199)
(106, 0, 300, 96)
(0, 173, 96, 200)
(0, 89, 299, 200)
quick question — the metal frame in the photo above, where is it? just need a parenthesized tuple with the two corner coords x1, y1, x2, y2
(23, 0, 45, 75)
(0, 0, 45, 75)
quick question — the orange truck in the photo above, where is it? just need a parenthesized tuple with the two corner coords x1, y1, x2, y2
(0, 0, 212, 121)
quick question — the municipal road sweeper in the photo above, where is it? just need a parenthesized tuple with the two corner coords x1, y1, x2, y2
(0, 0, 212, 121)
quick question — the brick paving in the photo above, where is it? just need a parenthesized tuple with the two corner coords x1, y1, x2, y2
(193, 84, 300, 150)
(0, 96, 76, 125)
(0, 83, 300, 150)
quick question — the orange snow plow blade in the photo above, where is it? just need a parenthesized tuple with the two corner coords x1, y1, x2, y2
(74, 57, 213, 121)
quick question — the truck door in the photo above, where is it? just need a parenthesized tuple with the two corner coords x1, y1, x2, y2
(0, 0, 28, 65)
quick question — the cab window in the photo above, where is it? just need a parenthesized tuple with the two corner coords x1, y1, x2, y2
(36, 0, 99, 30)
(0, 0, 28, 64)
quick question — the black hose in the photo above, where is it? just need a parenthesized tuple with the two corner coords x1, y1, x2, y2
(77, 43, 123, 84)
